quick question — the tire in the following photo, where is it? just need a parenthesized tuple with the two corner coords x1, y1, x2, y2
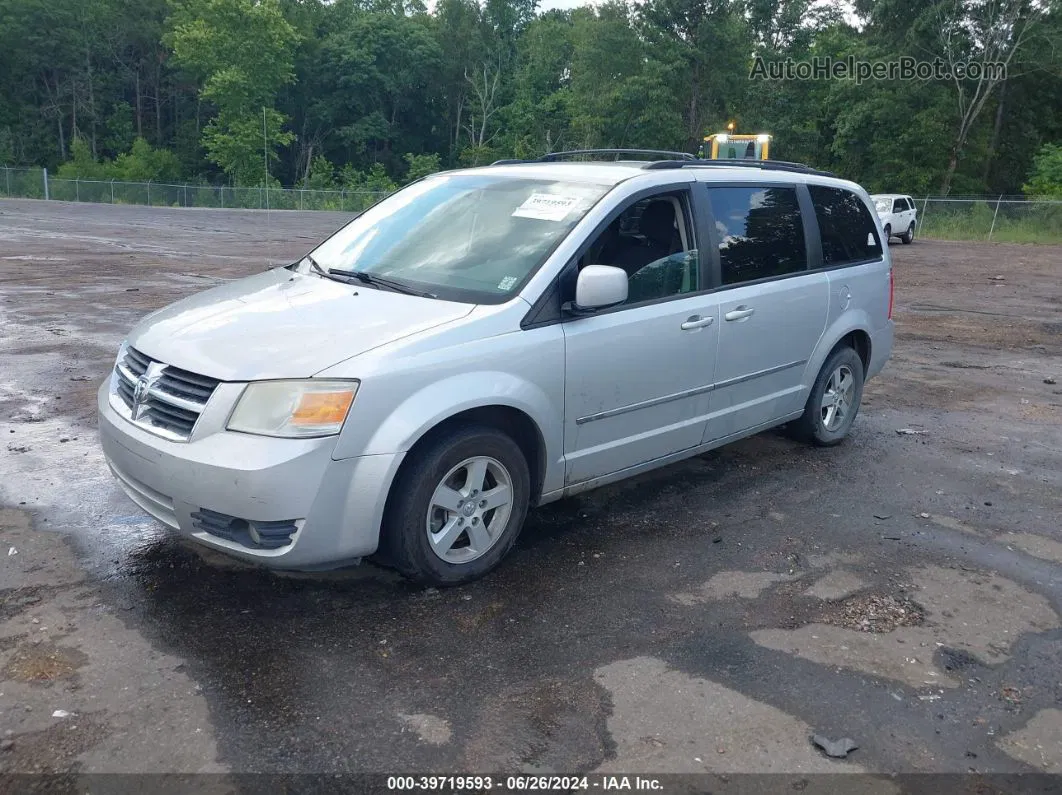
(900, 223, 915, 244)
(883, 224, 892, 241)
(789, 346, 865, 446)
(377, 425, 530, 586)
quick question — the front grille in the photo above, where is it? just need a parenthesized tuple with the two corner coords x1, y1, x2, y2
(157, 366, 218, 403)
(112, 347, 221, 441)
(191, 509, 297, 550)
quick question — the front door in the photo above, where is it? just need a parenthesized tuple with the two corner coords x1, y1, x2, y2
(564, 291, 719, 484)
(562, 189, 717, 485)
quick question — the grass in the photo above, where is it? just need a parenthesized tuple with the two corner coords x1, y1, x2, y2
(919, 201, 1062, 244)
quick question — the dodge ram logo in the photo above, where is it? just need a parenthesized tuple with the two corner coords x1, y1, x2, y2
(132, 363, 164, 420)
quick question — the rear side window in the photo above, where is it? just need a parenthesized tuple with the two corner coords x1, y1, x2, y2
(808, 185, 882, 266)
(706, 186, 807, 285)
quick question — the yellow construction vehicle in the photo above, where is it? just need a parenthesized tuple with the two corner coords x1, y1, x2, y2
(698, 122, 772, 161)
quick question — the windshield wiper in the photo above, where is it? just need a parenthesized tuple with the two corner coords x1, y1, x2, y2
(327, 268, 437, 299)
(303, 253, 329, 278)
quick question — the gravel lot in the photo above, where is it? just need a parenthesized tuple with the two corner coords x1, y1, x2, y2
(1, 200, 1061, 787)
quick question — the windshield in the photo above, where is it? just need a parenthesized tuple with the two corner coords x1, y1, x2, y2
(874, 198, 891, 213)
(302, 173, 610, 303)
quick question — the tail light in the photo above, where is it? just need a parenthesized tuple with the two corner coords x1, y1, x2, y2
(887, 268, 894, 319)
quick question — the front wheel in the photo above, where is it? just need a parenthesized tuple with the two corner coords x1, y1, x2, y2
(378, 425, 530, 585)
(789, 347, 865, 446)
(900, 223, 915, 244)
(883, 224, 892, 241)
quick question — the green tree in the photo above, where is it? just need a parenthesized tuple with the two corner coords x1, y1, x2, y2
(304, 153, 336, 190)
(2, 0, 1062, 197)
(312, 12, 441, 168)
(1023, 143, 1062, 197)
(435, 0, 491, 160)
(113, 137, 183, 182)
(637, 0, 753, 151)
(403, 152, 441, 182)
(338, 162, 398, 193)
(570, 3, 682, 151)
(56, 137, 110, 179)
(167, 0, 300, 183)
(504, 11, 575, 156)
(56, 135, 181, 182)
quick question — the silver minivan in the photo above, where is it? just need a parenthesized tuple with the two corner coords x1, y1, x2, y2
(98, 152, 894, 585)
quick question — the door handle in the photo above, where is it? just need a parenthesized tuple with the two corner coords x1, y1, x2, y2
(680, 315, 714, 330)
(724, 306, 755, 322)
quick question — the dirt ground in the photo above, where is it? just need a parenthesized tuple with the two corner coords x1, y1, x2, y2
(1, 200, 1061, 790)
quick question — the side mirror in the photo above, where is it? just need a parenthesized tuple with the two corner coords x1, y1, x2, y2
(572, 265, 628, 311)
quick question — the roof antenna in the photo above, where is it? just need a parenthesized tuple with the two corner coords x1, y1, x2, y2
(263, 106, 273, 268)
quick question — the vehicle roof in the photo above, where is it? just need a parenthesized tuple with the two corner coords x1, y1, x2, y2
(870, 193, 914, 199)
(447, 161, 650, 186)
(449, 161, 868, 194)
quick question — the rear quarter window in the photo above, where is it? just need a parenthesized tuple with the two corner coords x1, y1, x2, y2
(808, 185, 883, 267)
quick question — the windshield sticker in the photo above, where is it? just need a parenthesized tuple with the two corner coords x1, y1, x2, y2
(497, 275, 519, 290)
(512, 193, 581, 221)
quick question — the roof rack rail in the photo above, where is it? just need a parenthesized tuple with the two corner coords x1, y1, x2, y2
(538, 149, 697, 162)
(642, 158, 836, 177)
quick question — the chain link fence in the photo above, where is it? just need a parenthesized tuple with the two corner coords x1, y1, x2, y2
(0, 166, 387, 213)
(917, 196, 1062, 244)
(3, 165, 1061, 243)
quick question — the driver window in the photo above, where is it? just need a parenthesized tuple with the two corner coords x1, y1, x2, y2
(579, 192, 699, 305)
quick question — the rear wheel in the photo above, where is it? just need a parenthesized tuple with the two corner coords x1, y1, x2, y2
(789, 347, 865, 446)
(378, 425, 530, 585)
(900, 222, 915, 244)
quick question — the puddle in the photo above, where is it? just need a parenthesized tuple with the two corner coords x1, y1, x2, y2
(752, 566, 1058, 688)
(804, 570, 867, 601)
(398, 713, 452, 746)
(670, 571, 799, 605)
(1005, 532, 1062, 565)
(997, 708, 1062, 772)
(593, 656, 885, 777)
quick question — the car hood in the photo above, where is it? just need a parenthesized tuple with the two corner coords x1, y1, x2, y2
(128, 268, 474, 380)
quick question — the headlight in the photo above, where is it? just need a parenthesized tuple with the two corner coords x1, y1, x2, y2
(227, 380, 359, 438)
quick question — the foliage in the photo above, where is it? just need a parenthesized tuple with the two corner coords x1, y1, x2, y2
(338, 162, 398, 194)
(57, 137, 182, 182)
(1023, 144, 1062, 198)
(403, 152, 441, 183)
(1, 0, 1060, 197)
(167, 0, 300, 182)
(304, 154, 337, 190)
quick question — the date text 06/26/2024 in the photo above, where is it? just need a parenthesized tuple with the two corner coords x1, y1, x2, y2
(386, 776, 664, 791)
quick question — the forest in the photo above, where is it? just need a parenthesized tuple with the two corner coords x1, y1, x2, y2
(1, 0, 1060, 197)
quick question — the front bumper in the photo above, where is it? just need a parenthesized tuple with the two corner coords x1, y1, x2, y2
(97, 381, 404, 568)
